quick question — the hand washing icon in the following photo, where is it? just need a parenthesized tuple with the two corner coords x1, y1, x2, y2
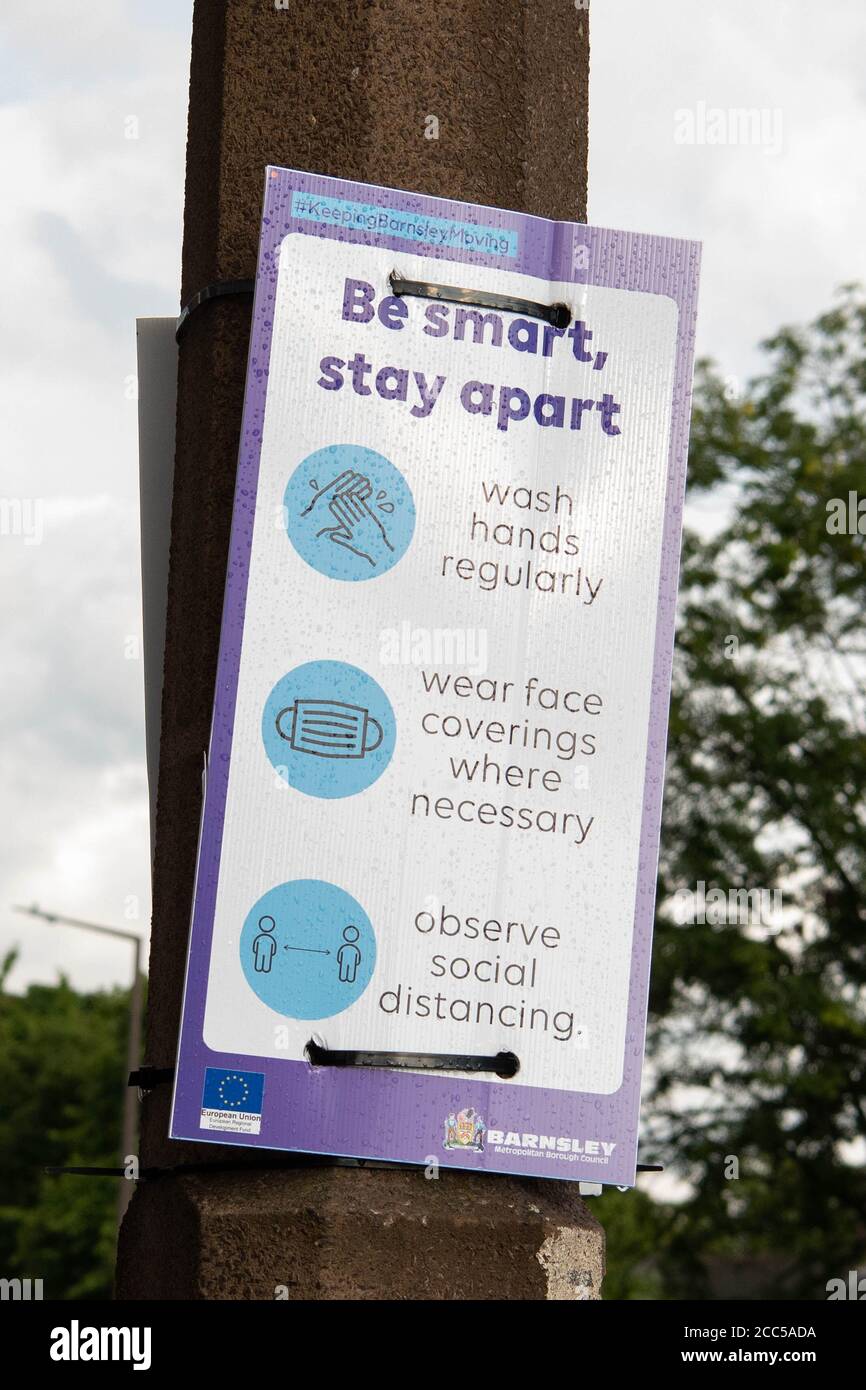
(284, 445, 415, 582)
(301, 469, 395, 571)
(275, 699, 384, 760)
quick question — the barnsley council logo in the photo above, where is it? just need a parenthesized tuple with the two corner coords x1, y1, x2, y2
(444, 1107, 486, 1152)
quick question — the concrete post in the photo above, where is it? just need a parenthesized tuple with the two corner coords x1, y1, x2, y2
(116, 0, 601, 1300)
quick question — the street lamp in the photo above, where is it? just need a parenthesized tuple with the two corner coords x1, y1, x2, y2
(14, 903, 145, 1225)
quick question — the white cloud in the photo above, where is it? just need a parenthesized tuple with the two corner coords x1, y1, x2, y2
(0, 0, 191, 993)
(0, 496, 151, 992)
(591, 0, 866, 378)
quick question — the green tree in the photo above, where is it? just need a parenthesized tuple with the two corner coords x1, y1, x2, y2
(0, 950, 131, 1299)
(605, 288, 866, 1299)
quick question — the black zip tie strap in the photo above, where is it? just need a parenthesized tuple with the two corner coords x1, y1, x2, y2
(389, 270, 571, 330)
(43, 1159, 663, 1180)
(130, 1049, 521, 1086)
(43, 1156, 411, 1180)
(175, 278, 254, 342)
(129, 1066, 174, 1093)
(306, 1040, 519, 1078)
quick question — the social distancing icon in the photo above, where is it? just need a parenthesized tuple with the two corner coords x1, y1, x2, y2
(240, 880, 376, 1020)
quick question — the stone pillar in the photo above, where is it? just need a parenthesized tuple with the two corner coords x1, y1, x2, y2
(116, 0, 599, 1300)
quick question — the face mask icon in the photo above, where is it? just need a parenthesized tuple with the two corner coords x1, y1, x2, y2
(275, 699, 384, 760)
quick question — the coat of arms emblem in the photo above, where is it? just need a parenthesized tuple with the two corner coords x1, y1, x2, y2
(444, 1107, 486, 1152)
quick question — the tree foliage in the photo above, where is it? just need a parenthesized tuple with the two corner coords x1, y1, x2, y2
(0, 950, 129, 1299)
(603, 287, 866, 1299)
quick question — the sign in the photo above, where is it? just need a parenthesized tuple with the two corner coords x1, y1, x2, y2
(170, 167, 700, 1185)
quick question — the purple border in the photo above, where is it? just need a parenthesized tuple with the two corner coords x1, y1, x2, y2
(169, 168, 701, 1185)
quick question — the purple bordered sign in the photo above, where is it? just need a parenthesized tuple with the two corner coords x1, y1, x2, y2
(169, 166, 700, 1185)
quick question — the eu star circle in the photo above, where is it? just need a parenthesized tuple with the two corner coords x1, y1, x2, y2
(218, 1073, 250, 1109)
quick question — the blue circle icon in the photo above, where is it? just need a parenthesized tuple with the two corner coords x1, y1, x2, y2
(262, 659, 395, 798)
(241, 880, 376, 1020)
(284, 444, 415, 581)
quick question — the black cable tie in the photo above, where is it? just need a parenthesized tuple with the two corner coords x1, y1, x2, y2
(128, 1066, 174, 1092)
(42, 1159, 414, 1182)
(389, 270, 571, 330)
(42, 1159, 663, 1180)
(44, 1165, 140, 1179)
(306, 1039, 519, 1078)
(175, 278, 254, 342)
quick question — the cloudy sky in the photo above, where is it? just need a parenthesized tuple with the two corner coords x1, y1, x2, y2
(2, 0, 865, 994)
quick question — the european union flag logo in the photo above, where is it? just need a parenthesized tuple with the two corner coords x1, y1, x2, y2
(201, 1068, 265, 1115)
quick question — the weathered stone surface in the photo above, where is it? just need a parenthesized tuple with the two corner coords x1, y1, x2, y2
(117, 1167, 603, 1300)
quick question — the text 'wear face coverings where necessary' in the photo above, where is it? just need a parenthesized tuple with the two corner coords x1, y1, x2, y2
(170, 170, 700, 1186)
